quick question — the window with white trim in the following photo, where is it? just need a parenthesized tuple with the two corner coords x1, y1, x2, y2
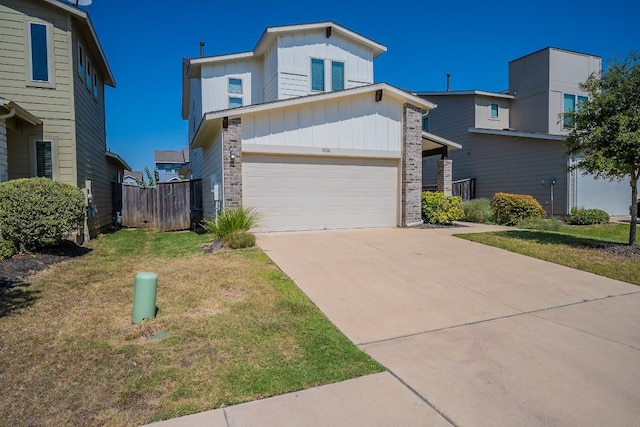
(35, 140, 54, 179)
(28, 22, 51, 83)
(490, 103, 499, 118)
(229, 97, 242, 109)
(563, 94, 588, 128)
(311, 58, 325, 91)
(331, 61, 344, 91)
(86, 60, 93, 90)
(228, 78, 242, 94)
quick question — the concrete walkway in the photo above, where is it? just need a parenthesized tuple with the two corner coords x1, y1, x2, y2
(146, 225, 640, 426)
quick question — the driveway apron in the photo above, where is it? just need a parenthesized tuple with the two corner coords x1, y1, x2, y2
(257, 227, 640, 427)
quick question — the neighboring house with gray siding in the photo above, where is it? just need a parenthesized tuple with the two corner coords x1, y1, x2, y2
(183, 22, 460, 232)
(0, 0, 129, 236)
(154, 148, 190, 182)
(418, 47, 631, 216)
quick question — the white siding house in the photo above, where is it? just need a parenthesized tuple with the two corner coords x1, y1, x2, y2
(183, 22, 459, 231)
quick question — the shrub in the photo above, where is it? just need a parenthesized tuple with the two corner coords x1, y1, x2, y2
(421, 191, 464, 224)
(222, 230, 256, 249)
(0, 239, 15, 260)
(0, 178, 85, 252)
(462, 198, 493, 223)
(490, 192, 546, 226)
(202, 206, 261, 239)
(517, 217, 563, 231)
(567, 208, 610, 225)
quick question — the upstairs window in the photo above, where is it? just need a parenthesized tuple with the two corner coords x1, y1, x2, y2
(563, 94, 588, 128)
(331, 61, 344, 91)
(28, 22, 51, 83)
(228, 78, 243, 94)
(311, 58, 325, 91)
(86, 60, 93, 90)
(92, 70, 98, 98)
(229, 97, 243, 109)
(77, 43, 85, 79)
(35, 140, 53, 179)
(490, 103, 499, 118)
(422, 115, 430, 132)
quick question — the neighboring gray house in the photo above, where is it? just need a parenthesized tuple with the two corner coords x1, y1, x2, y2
(418, 47, 631, 216)
(183, 22, 460, 232)
(0, 0, 130, 236)
(154, 148, 190, 182)
(123, 170, 143, 186)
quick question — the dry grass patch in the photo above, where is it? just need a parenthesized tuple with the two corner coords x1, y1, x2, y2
(0, 229, 382, 426)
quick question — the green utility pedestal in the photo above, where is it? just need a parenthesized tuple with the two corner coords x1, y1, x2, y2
(132, 272, 158, 324)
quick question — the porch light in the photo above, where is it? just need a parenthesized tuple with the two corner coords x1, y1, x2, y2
(230, 148, 236, 164)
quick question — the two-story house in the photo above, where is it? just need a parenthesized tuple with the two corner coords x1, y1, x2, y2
(183, 22, 460, 232)
(0, 0, 129, 237)
(419, 47, 630, 216)
(154, 147, 190, 182)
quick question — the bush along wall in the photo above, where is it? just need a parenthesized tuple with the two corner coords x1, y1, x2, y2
(421, 191, 464, 225)
(490, 192, 546, 226)
(0, 178, 85, 253)
(567, 208, 610, 225)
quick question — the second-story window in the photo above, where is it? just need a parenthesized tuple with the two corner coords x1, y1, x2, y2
(92, 70, 98, 99)
(563, 94, 588, 128)
(77, 43, 84, 79)
(311, 58, 325, 91)
(490, 103, 499, 118)
(228, 78, 243, 94)
(331, 61, 344, 91)
(422, 115, 430, 132)
(28, 22, 51, 83)
(86, 60, 93, 90)
(229, 97, 243, 109)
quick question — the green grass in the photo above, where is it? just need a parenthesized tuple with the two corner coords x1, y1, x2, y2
(0, 229, 383, 426)
(456, 223, 639, 285)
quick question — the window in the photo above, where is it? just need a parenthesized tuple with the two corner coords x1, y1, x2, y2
(331, 61, 344, 91)
(228, 78, 242, 94)
(563, 94, 588, 128)
(86, 60, 92, 90)
(311, 58, 325, 91)
(35, 140, 53, 179)
(490, 103, 499, 118)
(28, 22, 50, 83)
(229, 97, 242, 109)
(422, 115, 430, 132)
(77, 44, 84, 79)
(92, 70, 98, 98)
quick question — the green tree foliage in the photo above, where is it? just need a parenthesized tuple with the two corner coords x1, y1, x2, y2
(565, 51, 640, 245)
(0, 178, 85, 252)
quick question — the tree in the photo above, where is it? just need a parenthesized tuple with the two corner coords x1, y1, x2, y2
(565, 51, 640, 245)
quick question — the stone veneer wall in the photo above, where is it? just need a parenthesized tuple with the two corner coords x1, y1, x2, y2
(223, 117, 242, 209)
(401, 103, 423, 226)
(437, 159, 453, 196)
(0, 119, 7, 182)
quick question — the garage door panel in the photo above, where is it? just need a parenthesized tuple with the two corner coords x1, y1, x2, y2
(243, 154, 398, 232)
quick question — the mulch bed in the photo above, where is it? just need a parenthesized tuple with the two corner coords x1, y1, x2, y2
(598, 243, 640, 258)
(0, 241, 90, 289)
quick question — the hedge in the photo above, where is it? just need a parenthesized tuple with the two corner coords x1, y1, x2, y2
(421, 191, 464, 224)
(491, 192, 546, 226)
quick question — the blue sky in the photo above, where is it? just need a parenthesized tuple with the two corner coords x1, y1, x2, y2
(84, 0, 639, 172)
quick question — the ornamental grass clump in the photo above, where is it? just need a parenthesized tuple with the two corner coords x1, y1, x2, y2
(462, 198, 493, 223)
(202, 207, 261, 245)
(0, 178, 85, 253)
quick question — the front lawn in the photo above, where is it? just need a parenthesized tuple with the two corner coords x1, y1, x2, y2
(0, 229, 382, 426)
(456, 223, 639, 285)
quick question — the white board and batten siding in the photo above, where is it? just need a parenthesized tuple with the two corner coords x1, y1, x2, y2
(241, 93, 403, 231)
(200, 58, 263, 112)
(276, 30, 374, 100)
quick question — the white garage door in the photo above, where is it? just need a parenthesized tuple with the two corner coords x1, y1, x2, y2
(242, 154, 399, 232)
(575, 172, 631, 216)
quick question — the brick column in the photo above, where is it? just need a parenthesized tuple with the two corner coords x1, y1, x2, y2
(0, 119, 7, 182)
(437, 159, 453, 196)
(223, 117, 242, 209)
(401, 103, 423, 226)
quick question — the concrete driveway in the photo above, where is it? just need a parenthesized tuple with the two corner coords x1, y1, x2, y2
(258, 227, 640, 427)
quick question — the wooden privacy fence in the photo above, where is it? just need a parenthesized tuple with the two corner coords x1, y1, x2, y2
(114, 180, 202, 231)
